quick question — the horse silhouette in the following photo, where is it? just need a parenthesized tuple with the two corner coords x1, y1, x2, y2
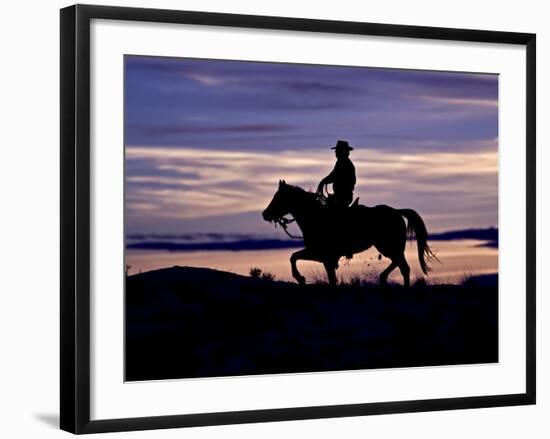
(262, 180, 438, 286)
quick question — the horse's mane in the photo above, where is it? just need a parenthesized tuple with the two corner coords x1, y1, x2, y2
(285, 184, 323, 207)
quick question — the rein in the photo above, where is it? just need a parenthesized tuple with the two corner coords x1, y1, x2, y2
(274, 216, 303, 240)
(270, 187, 327, 240)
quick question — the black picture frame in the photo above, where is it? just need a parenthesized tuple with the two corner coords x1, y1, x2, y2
(60, 4, 536, 434)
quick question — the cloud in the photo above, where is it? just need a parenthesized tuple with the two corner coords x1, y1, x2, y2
(183, 71, 362, 95)
(124, 56, 498, 234)
(139, 123, 293, 138)
(414, 95, 498, 108)
(125, 144, 498, 233)
(125, 56, 498, 150)
(184, 73, 227, 86)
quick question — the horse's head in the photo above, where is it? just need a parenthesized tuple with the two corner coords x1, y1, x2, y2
(262, 180, 293, 223)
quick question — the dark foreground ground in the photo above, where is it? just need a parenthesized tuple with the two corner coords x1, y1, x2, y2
(125, 267, 498, 381)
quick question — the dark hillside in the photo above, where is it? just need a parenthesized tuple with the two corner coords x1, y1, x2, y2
(126, 267, 498, 381)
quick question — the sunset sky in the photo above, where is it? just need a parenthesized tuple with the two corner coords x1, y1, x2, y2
(124, 55, 498, 236)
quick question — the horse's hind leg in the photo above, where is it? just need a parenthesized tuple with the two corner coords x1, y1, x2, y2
(379, 260, 398, 285)
(323, 260, 338, 286)
(398, 257, 410, 287)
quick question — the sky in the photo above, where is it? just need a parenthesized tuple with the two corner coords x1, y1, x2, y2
(124, 55, 498, 236)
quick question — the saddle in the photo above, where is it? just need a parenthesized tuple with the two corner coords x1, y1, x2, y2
(320, 194, 360, 209)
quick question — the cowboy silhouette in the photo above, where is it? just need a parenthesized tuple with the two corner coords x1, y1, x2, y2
(317, 140, 356, 208)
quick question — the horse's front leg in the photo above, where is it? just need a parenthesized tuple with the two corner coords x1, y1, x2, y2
(290, 248, 318, 285)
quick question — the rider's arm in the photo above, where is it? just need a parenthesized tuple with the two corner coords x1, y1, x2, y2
(323, 169, 336, 184)
(317, 169, 335, 194)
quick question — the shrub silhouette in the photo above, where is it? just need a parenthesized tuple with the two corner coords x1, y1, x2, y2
(260, 271, 276, 281)
(249, 267, 262, 278)
(249, 267, 276, 281)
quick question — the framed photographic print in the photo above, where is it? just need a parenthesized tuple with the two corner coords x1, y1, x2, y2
(60, 4, 536, 434)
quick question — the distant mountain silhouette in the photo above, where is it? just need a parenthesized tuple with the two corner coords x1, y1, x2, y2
(126, 238, 302, 251)
(125, 266, 498, 381)
(429, 227, 498, 244)
(126, 227, 498, 252)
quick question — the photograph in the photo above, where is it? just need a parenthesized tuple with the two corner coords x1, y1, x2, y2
(124, 55, 499, 382)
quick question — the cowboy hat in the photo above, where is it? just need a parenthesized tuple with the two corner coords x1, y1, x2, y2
(331, 140, 354, 151)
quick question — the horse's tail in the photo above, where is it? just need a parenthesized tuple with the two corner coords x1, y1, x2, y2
(399, 209, 439, 275)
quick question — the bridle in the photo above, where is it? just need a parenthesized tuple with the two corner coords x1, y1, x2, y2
(269, 186, 327, 240)
(274, 216, 303, 240)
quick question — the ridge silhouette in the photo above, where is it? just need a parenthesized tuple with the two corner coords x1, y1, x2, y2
(263, 180, 438, 286)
